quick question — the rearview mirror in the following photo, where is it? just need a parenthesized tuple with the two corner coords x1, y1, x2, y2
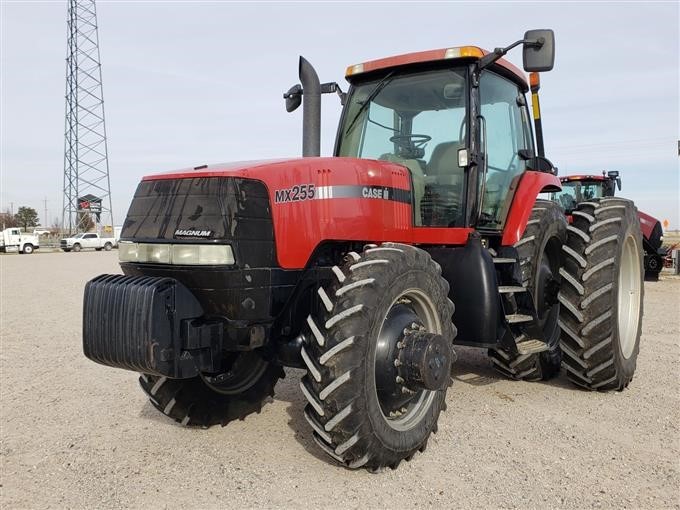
(523, 29, 555, 72)
(526, 155, 557, 175)
(284, 84, 302, 112)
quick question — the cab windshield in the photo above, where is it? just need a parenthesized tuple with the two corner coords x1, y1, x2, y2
(551, 180, 603, 211)
(337, 68, 468, 227)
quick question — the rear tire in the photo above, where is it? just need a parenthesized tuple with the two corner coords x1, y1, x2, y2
(300, 243, 456, 470)
(138, 353, 284, 427)
(489, 200, 566, 381)
(558, 198, 644, 390)
(104, 242, 112, 251)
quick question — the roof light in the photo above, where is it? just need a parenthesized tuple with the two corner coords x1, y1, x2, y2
(529, 72, 541, 94)
(444, 46, 484, 59)
(345, 63, 364, 77)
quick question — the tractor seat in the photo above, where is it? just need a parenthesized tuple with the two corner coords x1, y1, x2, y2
(426, 141, 465, 186)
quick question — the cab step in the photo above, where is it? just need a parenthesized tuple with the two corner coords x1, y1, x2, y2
(493, 257, 516, 264)
(505, 313, 533, 324)
(516, 338, 549, 355)
(498, 285, 526, 294)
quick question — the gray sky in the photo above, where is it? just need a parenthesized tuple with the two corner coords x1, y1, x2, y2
(1, 1, 678, 228)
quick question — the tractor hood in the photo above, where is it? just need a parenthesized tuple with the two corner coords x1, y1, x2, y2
(136, 157, 416, 269)
(142, 157, 409, 184)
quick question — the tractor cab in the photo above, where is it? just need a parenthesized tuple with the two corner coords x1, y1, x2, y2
(551, 171, 621, 211)
(285, 31, 558, 235)
(336, 53, 535, 231)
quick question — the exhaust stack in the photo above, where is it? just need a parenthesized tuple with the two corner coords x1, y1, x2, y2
(299, 57, 321, 157)
(284, 57, 345, 157)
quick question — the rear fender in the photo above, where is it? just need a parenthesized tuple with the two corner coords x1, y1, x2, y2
(501, 171, 561, 246)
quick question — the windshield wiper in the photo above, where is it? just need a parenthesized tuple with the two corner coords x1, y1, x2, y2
(343, 72, 395, 136)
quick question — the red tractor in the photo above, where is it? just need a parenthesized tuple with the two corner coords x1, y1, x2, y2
(83, 30, 645, 471)
(552, 171, 665, 280)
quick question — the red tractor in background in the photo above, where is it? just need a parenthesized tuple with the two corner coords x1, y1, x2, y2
(552, 171, 665, 280)
(82, 30, 645, 471)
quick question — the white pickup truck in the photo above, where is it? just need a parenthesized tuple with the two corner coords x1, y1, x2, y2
(60, 232, 115, 252)
(0, 228, 40, 254)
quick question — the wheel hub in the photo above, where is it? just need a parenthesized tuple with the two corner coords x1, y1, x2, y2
(201, 351, 269, 395)
(397, 329, 453, 392)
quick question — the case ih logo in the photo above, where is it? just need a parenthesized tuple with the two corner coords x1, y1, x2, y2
(174, 229, 213, 238)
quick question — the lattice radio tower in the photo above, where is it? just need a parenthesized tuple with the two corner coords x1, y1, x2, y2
(62, 0, 113, 234)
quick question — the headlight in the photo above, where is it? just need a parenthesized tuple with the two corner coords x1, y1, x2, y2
(119, 242, 234, 265)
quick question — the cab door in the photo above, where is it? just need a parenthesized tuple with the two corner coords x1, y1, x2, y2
(478, 71, 534, 229)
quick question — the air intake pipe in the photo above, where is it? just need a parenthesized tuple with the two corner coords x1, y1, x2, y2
(299, 56, 321, 157)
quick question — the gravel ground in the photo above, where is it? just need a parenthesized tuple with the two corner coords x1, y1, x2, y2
(1, 251, 678, 509)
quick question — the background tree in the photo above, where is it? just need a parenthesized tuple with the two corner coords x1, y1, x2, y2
(50, 218, 62, 235)
(0, 209, 18, 228)
(14, 206, 39, 230)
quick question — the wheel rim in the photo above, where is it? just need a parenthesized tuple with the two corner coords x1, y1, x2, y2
(374, 288, 440, 432)
(201, 352, 269, 395)
(618, 235, 641, 359)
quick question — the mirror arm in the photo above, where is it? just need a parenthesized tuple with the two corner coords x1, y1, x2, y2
(320, 82, 347, 105)
(477, 38, 543, 70)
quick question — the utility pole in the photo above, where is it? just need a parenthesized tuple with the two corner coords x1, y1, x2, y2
(10, 202, 13, 216)
(62, 0, 113, 235)
(43, 197, 48, 227)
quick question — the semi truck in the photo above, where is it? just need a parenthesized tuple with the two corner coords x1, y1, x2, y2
(0, 228, 39, 254)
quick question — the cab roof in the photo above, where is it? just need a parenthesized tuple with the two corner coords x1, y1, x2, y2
(346, 46, 527, 89)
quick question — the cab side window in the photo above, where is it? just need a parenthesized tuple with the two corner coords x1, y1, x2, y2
(479, 72, 532, 228)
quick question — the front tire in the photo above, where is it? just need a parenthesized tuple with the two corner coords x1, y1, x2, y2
(72, 243, 81, 252)
(489, 200, 566, 381)
(138, 352, 284, 427)
(559, 198, 644, 390)
(300, 243, 456, 470)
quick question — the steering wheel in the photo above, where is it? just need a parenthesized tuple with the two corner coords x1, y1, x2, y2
(389, 134, 432, 151)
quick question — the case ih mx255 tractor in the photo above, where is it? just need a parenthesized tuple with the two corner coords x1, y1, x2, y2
(83, 31, 645, 471)
(551, 171, 665, 280)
